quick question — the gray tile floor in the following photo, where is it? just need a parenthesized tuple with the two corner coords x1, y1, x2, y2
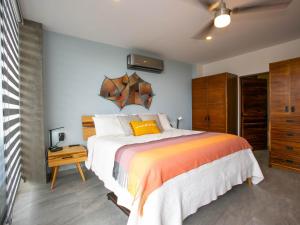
(12, 151, 300, 225)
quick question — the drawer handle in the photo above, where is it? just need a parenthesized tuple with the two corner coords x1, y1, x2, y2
(287, 132, 294, 137)
(291, 106, 295, 112)
(285, 159, 294, 163)
(286, 146, 294, 151)
(284, 106, 289, 112)
(62, 156, 73, 159)
(286, 119, 294, 123)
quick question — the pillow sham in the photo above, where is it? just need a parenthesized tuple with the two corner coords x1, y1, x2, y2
(93, 116, 125, 137)
(117, 115, 141, 136)
(158, 113, 173, 130)
(130, 120, 160, 136)
(138, 114, 163, 132)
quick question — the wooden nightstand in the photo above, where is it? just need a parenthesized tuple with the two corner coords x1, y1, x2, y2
(48, 145, 88, 190)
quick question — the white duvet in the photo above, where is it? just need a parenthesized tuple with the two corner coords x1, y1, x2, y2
(85, 129, 264, 225)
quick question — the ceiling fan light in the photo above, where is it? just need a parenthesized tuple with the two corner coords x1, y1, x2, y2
(214, 14, 231, 28)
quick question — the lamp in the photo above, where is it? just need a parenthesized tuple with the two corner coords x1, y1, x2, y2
(48, 127, 64, 152)
(214, 1, 231, 28)
(176, 116, 183, 129)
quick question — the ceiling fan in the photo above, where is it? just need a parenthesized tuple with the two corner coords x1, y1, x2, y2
(194, 0, 293, 40)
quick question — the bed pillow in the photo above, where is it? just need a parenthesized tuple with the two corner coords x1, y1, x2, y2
(95, 113, 125, 117)
(130, 120, 160, 136)
(92, 116, 125, 137)
(158, 113, 173, 130)
(138, 114, 163, 132)
(117, 115, 141, 136)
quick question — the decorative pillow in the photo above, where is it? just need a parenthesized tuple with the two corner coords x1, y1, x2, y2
(117, 115, 141, 135)
(130, 120, 161, 136)
(138, 114, 163, 132)
(93, 116, 125, 137)
(158, 113, 173, 130)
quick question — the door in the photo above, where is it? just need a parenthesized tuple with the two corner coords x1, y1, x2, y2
(269, 61, 290, 116)
(240, 74, 268, 150)
(207, 74, 226, 132)
(192, 77, 208, 130)
(290, 58, 300, 116)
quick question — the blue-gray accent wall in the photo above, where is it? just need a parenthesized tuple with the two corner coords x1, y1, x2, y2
(43, 31, 193, 146)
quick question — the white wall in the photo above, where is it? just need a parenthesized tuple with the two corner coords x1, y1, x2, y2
(192, 64, 203, 78)
(195, 38, 300, 77)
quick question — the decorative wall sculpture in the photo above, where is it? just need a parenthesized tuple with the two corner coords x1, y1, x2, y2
(99, 73, 154, 109)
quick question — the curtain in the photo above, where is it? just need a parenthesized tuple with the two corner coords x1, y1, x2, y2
(0, 0, 21, 223)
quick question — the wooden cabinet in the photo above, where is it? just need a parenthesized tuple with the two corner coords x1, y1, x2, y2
(192, 73, 238, 134)
(269, 57, 300, 172)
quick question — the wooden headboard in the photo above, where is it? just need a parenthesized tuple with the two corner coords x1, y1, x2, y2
(82, 116, 96, 140)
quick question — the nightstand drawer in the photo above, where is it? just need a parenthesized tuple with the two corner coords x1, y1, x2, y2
(48, 153, 87, 167)
(48, 146, 87, 167)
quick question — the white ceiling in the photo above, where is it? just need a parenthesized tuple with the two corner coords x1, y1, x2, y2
(19, 0, 300, 64)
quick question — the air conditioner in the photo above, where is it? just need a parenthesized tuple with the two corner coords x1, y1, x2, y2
(127, 54, 164, 74)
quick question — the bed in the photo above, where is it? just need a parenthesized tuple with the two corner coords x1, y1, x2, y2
(82, 115, 264, 225)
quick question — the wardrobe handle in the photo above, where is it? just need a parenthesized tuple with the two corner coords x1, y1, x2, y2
(286, 119, 294, 123)
(286, 146, 294, 151)
(285, 159, 294, 164)
(291, 106, 295, 112)
(284, 106, 289, 112)
(207, 115, 210, 121)
(204, 116, 207, 121)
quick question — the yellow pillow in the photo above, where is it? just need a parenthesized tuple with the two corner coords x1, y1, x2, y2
(130, 120, 161, 136)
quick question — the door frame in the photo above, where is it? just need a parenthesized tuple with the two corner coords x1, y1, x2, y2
(239, 72, 269, 143)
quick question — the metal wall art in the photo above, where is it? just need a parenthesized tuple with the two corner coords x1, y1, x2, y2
(99, 72, 154, 109)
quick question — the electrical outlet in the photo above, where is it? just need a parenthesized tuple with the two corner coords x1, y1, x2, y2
(58, 132, 65, 142)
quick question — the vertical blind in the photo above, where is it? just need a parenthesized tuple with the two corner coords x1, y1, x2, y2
(0, 0, 21, 222)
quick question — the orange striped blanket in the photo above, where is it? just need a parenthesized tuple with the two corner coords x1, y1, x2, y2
(113, 132, 251, 214)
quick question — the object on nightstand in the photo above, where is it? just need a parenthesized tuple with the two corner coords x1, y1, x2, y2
(176, 116, 183, 129)
(48, 127, 64, 152)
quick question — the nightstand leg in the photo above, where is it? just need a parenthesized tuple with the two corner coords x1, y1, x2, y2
(76, 163, 86, 181)
(51, 166, 59, 190)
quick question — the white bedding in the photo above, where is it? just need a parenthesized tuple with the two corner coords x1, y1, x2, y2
(85, 129, 264, 225)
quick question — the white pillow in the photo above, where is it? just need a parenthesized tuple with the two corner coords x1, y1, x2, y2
(158, 113, 172, 130)
(92, 116, 125, 137)
(95, 114, 125, 117)
(138, 114, 163, 132)
(117, 115, 141, 136)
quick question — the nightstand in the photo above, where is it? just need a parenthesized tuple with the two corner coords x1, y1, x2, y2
(48, 145, 88, 190)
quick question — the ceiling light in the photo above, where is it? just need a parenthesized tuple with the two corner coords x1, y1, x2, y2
(206, 36, 212, 40)
(214, 2, 231, 28)
(214, 14, 231, 28)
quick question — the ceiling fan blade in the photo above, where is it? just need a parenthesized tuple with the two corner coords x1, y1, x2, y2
(198, 0, 220, 11)
(232, 0, 292, 14)
(192, 20, 215, 40)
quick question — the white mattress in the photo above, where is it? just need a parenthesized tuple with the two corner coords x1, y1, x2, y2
(85, 129, 264, 225)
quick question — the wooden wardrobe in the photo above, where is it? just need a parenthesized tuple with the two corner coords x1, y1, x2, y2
(269, 57, 300, 172)
(192, 73, 238, 134)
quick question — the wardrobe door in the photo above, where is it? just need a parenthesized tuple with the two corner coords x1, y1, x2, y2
(290, 58, 300, 116)
(269, 61, 290, 116)
(208, 104, 226, 132)
(192, 77, 208, 130)
(207, 74, 227, 132)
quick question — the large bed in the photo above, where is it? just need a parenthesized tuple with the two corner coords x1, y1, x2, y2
(83, 115, 264, 225)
